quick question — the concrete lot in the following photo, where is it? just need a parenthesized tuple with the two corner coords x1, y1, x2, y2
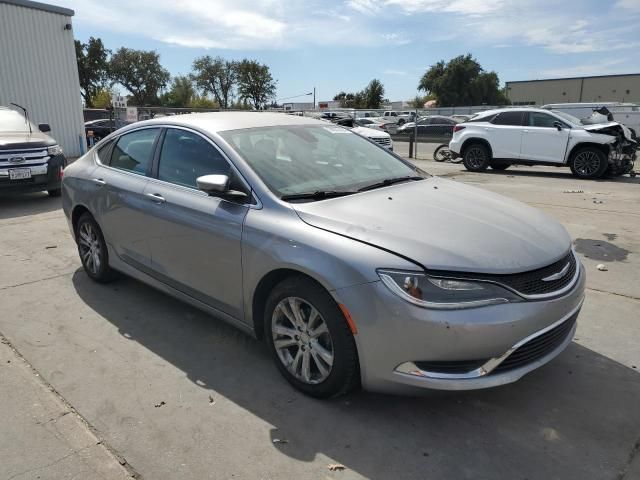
(1, 155, 639, 479)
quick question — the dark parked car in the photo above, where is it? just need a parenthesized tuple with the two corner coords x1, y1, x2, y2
(85, 118, 130, 142)
(0, 106, 67, 197)
(397, 115, 457, 139)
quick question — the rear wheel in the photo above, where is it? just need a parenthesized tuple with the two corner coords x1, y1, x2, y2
(570, 147, 608, 179)
(463, 143, 491, 171)
(264, 276, 359, 398)
(75, 213, 118, 283)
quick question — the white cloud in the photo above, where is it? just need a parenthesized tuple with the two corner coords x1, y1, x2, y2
(346, 0, 382, 15)
(382, 33, 411, 45)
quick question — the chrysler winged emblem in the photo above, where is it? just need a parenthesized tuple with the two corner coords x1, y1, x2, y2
(542, 262, 570, 282)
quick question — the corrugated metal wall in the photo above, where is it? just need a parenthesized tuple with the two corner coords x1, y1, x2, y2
(0, 2, 85, 157)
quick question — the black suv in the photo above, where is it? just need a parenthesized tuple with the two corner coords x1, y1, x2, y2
(0, 106, 67, 197)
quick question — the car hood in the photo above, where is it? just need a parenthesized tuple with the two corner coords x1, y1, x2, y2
(582, 122, 636, 142)
(292, 177, 571, 274)
(0, 131, 56, 149)
(352, 126, 389, 138)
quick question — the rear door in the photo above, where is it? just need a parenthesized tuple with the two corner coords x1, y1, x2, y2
(484, 111, 525, 159)
(91, 127, 161, 268)
(141, 127, 250, 319)
(520, 112, 571, 163)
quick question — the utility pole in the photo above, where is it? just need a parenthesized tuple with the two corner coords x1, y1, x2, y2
(313, 87, 316, 109)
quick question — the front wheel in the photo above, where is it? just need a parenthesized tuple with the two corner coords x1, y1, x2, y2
(463, 143, 491, 171)
(264, 276, 360, 398)
(570, 147, 608, 179)
(433, 144, 451, 162)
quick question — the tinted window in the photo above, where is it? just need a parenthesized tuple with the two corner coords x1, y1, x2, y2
(528, 112, 559, 128)
(96, 139, 114, 163)
(468, 113, 496, 123)
(491, 111, 524, 126)
(158, 128, 230, 189)
(110, 128, 159, 175)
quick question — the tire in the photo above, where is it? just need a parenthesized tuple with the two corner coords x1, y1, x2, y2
(264, 275, 360, 398)
(569, 146, 608, 179)
(433, 145, 451, 162)
(462, 143, 491, 171)
(47, 188, 61, 197)
(397, 119, 405, 126)
(490, 162, 510, 171)
(75, 213, 118, 283)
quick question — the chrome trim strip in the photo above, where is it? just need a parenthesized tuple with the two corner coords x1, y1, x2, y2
(395, 296, 584, 380)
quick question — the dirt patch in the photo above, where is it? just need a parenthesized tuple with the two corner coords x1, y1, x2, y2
(573, 238, 629, 262)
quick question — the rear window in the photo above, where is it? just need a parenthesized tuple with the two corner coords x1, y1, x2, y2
(468, 113, 496, 123)
(491, 111, 525, 126)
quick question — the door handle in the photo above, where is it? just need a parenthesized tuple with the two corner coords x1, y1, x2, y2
(92, 178, 106, 186)
(145, 192, 166, 204)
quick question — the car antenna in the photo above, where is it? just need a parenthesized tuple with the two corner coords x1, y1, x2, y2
(9, 102, 32, 135)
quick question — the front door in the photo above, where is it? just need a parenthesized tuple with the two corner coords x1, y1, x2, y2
(141, 127, 250, 319)
(520, 112, 571, 163)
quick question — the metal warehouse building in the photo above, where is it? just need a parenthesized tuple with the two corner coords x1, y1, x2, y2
(506, 74, 640, 106)
(0, 0, 85, 157)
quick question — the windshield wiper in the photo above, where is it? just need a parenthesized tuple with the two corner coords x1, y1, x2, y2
(280, 190, 357, 201)
(357, 175, 424, 192)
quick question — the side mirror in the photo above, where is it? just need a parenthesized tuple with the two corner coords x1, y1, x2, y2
(196, 174, 249, 201)
(553, 121, 563, 131)
(39, 123, 51, 133)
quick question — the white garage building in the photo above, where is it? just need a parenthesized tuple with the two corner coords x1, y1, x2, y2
(0, 0, 85, 157)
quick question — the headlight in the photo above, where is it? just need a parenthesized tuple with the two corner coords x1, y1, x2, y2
(377, 269, 522, 309)
(48, 145, 63, 156)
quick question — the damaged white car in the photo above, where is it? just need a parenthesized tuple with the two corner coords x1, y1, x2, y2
(449, 108, 637, 179)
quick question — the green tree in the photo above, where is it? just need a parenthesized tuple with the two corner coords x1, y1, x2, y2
(109, 48, 170, 106)
(418, 54, 509, 107)
(236, 60, 277, 109)
(188, 95, 220, 109)
(75, 37, 110, 108)
(362, 79, 385, 109)
(161, 76, 195, 107)
(90, 88, 114, 109)
(191, 56, 237, 109)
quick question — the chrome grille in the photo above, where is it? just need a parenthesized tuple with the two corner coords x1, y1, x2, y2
(429, 251, 578, 298)
(371, 137, 391, 147)
(0, 147, 49, 168)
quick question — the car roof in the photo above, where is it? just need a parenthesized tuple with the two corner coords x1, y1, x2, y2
(133, 112, 328, 133)
(474, 107, 555, 116)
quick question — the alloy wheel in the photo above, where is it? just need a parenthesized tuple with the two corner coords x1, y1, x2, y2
(466, 147, 486, 169)
(78, 222, 102, 275)
(271, 297, 334, 384)
(573, 151, 601, 176)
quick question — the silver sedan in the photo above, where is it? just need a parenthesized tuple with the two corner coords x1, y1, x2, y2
(62, 113, 585, 397)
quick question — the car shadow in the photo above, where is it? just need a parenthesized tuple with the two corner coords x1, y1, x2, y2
(0, 192, 61, 219)
(71, 270, 640, 479)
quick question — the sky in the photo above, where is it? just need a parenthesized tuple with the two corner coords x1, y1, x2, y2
(53, 0, 640, 102)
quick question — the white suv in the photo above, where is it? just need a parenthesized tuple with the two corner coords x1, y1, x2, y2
(449, 108, 636, 179)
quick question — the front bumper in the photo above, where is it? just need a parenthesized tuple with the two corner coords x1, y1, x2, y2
(0, 154, 66, 194)
(333, 261, 585, 394)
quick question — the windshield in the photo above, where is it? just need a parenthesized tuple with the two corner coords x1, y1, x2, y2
(221, 125, 424, 198)
(0, 109, 34, 133)
(550, 111, 582, 126)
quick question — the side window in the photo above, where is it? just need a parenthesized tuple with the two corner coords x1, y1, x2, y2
(110, 128, 159, 175)
(491, 111, 524, 126)
(158, 128, 231, 189)
(529, 112, 559, 128)
(96, 139, 114, 164)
